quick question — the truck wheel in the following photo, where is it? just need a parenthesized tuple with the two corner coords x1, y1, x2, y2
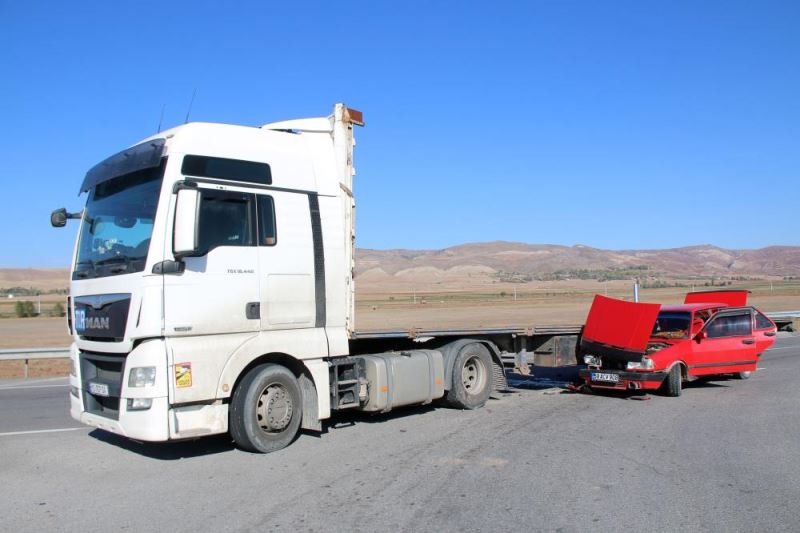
(230, 364, 302, 453)
(735, 371, 752, 379)
(445, 343, 493, 409)
(662, 365, 682, 397)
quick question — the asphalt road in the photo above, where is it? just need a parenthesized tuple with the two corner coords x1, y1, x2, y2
(1, 335, 799, 532)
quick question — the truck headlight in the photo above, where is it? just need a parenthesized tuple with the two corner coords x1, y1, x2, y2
(128, 366, 156, 388)
(583, 355, 601, 366)
(127, 398, 153, 411)
(627, 357, 655, 370)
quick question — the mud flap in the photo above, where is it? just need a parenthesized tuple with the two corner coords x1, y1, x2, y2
(299, 373, 321, 432)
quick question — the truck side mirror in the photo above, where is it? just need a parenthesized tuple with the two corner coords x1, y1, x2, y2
(173, 188, 200, 258)
(51, 208, 68, 227)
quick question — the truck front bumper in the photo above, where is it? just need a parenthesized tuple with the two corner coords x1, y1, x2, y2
(579, 368, 668, 391)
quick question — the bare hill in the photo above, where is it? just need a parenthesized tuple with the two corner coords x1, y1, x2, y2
(0, 268, 70, 293)
(356, 242, 800, 278)
(1, 243, 797, 294)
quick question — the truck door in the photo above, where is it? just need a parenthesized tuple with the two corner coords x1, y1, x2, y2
(690, 310, 758, 376)
(164, 187, 260, 336)
(254, 191, 317, 330)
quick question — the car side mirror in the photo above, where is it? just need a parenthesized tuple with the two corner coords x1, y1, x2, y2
(173, 188, 200, 258)
(695, 330, 706, 342)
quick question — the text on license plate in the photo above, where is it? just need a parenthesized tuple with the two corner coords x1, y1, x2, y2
(591, 372, 620, 383)
(88, 382, 110, 397)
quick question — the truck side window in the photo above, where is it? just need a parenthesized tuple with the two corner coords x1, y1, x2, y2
(182, 155, 272, 185)
(196, 190, 255, 255)
(706, 313, 752, 338)
(257, 195, 277, 246)
(754, 311, 773, 330)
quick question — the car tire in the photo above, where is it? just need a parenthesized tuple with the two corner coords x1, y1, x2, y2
(444, 343, 493, 409)
(735, 371, 752, 380)
(662, 365, 682, 397)
(230, 364, 302, 453)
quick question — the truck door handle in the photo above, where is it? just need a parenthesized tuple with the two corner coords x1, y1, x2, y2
(764, 331, 776, 337)
(246, 302, 260, 319)
(741, 339, 755, 345)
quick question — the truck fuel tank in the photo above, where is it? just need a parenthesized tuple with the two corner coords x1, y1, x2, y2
(359, 350, 444, 413)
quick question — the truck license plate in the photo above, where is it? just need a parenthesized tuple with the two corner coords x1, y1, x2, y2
(591, 372, 620, 384)
(88, 382, 110, 397)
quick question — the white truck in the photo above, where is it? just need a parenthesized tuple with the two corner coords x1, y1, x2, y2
(52, 103, 578, 453)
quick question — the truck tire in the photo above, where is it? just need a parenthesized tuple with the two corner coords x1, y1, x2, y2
(735, 371, 752, 379)
(662, 365, 682, 397)
(444, 343, 493, 409)
(230, 364, 302, 453)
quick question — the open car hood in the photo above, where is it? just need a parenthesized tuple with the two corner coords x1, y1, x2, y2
(581, 295, 661, 361)
(684, 290, 749, 306)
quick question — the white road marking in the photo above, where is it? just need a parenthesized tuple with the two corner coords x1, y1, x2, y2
(766, 346, 800, 351)
(0, 428, 84, 437)
(0, 384, 70, 390)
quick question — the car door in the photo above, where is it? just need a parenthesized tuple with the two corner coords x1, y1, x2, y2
(753, 309, 778, 355)
(689, 309, 758, 376)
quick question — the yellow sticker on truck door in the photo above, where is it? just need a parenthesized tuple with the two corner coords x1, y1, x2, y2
(175, 362, 192, 388)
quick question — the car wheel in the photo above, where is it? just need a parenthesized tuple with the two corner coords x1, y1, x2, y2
(444, 343, 493, 409)
(230, 364, 302, 453)
(662, 365, 682, 397)
(735, 371, 752, 380)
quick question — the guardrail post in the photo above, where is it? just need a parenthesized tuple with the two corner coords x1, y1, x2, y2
(24, 358, 29, 379)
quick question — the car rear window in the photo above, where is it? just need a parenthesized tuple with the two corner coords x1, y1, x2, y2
(755, 311, 773, 330)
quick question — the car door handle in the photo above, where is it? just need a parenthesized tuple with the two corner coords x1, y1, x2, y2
(741, 339, 755, 345)
(764, 331, 776, 337)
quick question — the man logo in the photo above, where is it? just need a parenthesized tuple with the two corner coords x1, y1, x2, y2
(75, 309, 110, 331)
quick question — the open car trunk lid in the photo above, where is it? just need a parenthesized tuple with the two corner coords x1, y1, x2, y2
(684, 290, 749, 306)
(580, 295, 661, 362)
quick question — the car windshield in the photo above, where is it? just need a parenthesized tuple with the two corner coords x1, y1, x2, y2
(74, 161, 165, 279)
(651, 311, 691, 339)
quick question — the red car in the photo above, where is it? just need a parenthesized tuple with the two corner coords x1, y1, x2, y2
(578, 290, 778, 396)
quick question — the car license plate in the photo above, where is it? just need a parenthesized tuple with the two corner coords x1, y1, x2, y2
(88, 382, 110, 397)
(591, 372, 620, 384)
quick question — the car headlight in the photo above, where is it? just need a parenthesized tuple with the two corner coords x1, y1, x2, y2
(128, 366, 156, 388)
(627, 357, 655, 370)
(583, 355, 601, 366)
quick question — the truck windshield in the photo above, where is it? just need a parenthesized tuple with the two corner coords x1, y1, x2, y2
(73, 161, 165, 279)
(651, 311, 691, 339)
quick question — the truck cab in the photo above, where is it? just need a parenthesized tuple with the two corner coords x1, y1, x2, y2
(56, 105, 363, 446)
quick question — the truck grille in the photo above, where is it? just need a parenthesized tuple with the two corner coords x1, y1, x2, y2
(80, 351, 127, 420)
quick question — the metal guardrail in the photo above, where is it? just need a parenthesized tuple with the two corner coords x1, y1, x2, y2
(767, 311, 800, 319)
(0, 347, 70, 379)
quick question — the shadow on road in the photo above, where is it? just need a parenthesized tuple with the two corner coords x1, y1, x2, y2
(89, 430, 235, 459)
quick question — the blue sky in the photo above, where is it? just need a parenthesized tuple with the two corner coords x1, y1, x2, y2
(1, 1, 798, 267)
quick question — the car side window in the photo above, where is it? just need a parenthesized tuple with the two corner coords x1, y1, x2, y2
(706, 313, 753, 338)
(754, 311, 773, 330)
(196, 190, 255, 255)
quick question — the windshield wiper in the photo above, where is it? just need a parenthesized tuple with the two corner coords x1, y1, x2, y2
(74, 259, 96, 279)
(96, 255, 137, 275)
